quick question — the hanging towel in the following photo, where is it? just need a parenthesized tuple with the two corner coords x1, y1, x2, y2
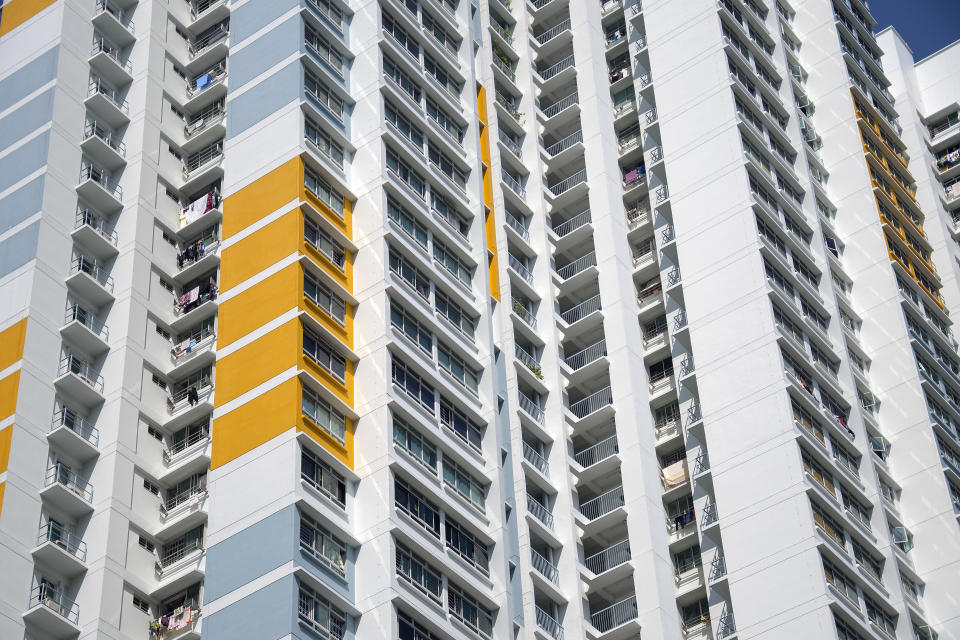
(183, 195, 209, 226)
(195, 73, 211, 89)
(624, 169, 639, 184)
(661, 460, 688, 488)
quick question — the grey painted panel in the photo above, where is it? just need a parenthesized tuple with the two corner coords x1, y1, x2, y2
(231, 0, 299, 44)
(0, 47, 59, 114)
(0, 89, 54, 152)
(0, 176, 44, 236)
(202, 505, 296, 602)
(0, 131, 49, 194)
(201, 574, 297, 640)
(226, 63, 300, 139)
(0, 222, 39, 277)
(230, 16, 300, 89)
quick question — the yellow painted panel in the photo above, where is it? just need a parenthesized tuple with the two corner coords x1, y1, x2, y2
(222, 157, 301, 239)
(300, 185, 352, 243)
(210, 377, 299, 469)
(0, 425, 11, 474)
(217, 264, 300, 348)
(302, 235, 352, 294)
(214, 320, 299, 407)
(477, 84, 488, 125)
(0, 0, 57, 35)
(220, 209, 300, 292)
(302, 294, 353, 351)
(298, 397, 354, 469)
(0, 371, 20, 420)
(0, 318, 27, 371)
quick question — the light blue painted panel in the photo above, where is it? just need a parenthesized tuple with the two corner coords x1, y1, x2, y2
(201, 574, 296, 640)
(226, 62, 300, 139)
(0, 222, 39, 276)
(0, 176, 44, 236)
(0, 89, 54, 152)
(0, 47, 59, 113)
(231, 0, 299, 44)
(0, 131, 49, 194)
(229, 16, 300, 88)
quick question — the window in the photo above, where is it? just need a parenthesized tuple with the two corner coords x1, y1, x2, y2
(801, 450, 836, 495)
(160, 525, 204, 566)
(303, 329, 347, 382)
(389, 248, 431, 301)
(792, 399, 825, 445)
(302, 385, 347, 444)
(301, 448, 347, 507)
(833, 442, 860, 478)
(842, 491, 872, 530)
(398, 610, 442, 640)
(305, 168, 346, 217)
(773, 304, 805, 345)
(395, 476, 441, 538)
(673, 544, 702, 574)
(387, 147, 427, 198)
(439, 397, 483, 452)
(133, 595, 150, 613)
(442, 459, 485, 510)
(305, 24, 344, 75)
(852, 540, 883, 583)
(431, 191, 469, 237)
(384, 55, 422, 103)
(811, 499, 845, 546)
(138, 536, 155, 553)
(438, 343, 479, 394)
(794, 256, 820, 288)
(823, 557, 859, 605)
(298, 584, 346, 639)
(305, 69, 344, 122)
(448, 583, 493, 639)
(304, 272, 347, 325)
(654, 401, 680, 427)
(307, 0, 343, 32)
(395, 541, 442, 603)
(394, 417, 438, 473)
(306, 118, 345, 167)
(865, 596, 897, 637)
(147, 425, 164, 441)
(422, 12, 458, 55)
(382, 11, 421, 60)
(305, 217, 346, 268)
(300, 513, 347, 576)
(386, 101, 425, 152)
(152, 374, 167, 390)
(835, 614, 866, 640)
(428, 144, 467, 189)
(391, 302, 433, 354)
(392, 357, 436, 411)
(446, 517, 489, 573)
(143, 479, 160, 495)
(387, 198, 428, 248)
(424, 54, 461, 97)
(427, 98, 464, 143)
(435, 290, 474, 340)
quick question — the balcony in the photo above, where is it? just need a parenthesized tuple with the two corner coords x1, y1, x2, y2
(523, 441, 550, 476)
(49, 408, 99, 461)
(709, 552, 727, 582)
(568, 386, 613, 421)
(531, 548, 560, 586)
(637, 279, 663, 316)
(23, 585, 80, 638)
(559, 294, 602, 328)
(668, 508, 696, 542)
(72, 209, 118, 259)
(505, 211, 530, 242)
(563, 339, 607, 376)
(555, 250, 597, 283)
(502, 169, 527, 199)
(543, 129, 583, 161)
(187, 24, 229, 67)
(166, 383, 214, 425)
(661, 459, 689, 494)
(181, 141, 224, 189)
(534, 53, 576, 85)
(183, 105, 226, 150)
(154, 544, 206, 594)
(162, 426, 211, 472)
(573, 434, 619, 470)
(625, 202, 651, 232)
(89, 37, 132, 86)
(85, 76, 129, 127)
(579, 485, 625, 523)
(159, 486, 209, 532)
(551, 208, 592, 242)
(518, 390, 546, 425)
(76, 165, 123, 213)
(169, 327, 217, 374)
(61, 305, 109, 356)
(527, 493, 555, 530)
(189, 0, 230, 31)
(40, 463, 94, 518)
(92, 0, 135, 47)
(81, 120, 126, 169)
(538, 91, 579, 123)
(584, 539, 631, 577)
(172, 280, 218, 325)
(32, 522, 87, 576)
(654, 418, 681, 446)
(184, 63, 227, 108)
(547, 168, 587, 199)
(508, 254, 535, 286)
(66, 255, 115, 306)
(54, 354, 105, 407)
(512, 298, 538, 331)
(589, 595, 638, 635)
(536, 605, 564, 640)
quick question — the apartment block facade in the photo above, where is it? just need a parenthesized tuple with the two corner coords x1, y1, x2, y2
(0, 0, 958, 639)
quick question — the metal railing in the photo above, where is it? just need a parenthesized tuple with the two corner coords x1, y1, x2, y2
(601, 0, 624, 15)
(491, 20, 513, 43)
(552, 209, 591, 237)
(499, 130, 523, 157)
(185, 106, 226, 138)
(27, 585, 79, 624)
(649, 145, 663, 163)
(555, 250, 596, 280)
(36, 521, 87, 561)
(544, 129, 583, 156)
(560, 294, 601, 324)
(70, 254, 115, 292)
(183, 141, 224, 177)
(518, 391, 545, 424)
(701, 500, 718, 527)
(523, 441, 549, 475)
(717, 606, 736, 639)
(637, 280, 662, 306)
(579, 485, 624, 520)
(568, 386, 613, 419)
(514, 343, 541, 371)
(79, 165, 122, 200)
(88, 76, 129, 113)
(709, 551, 727, 580)
(163, 426, 210, 463)
(508, 254, 534, 284)
(645, 108, 658, 124)
(64, 304, 108, 341)
(91, 37, 132, 73)
(95, 0, 134, 31)
(564, 339, 606, 371)
(188, 25, 229, 57)
(75, 209, 118, 245)
(613, 99, 635, 117)
(535, 18, 571, 46)
(84, 120, 125, 155)
(531, 549, 560, 585)
(505, 211, 530, 241)
(693, 452, 709, 475)
(548, 169, 587, 196)
(162, 484, 207, 514)
(535, 605, 564, 640)
(493, 54, 516, 80)
(51, 407, 99, 447)
(573, 434, 618, 468)
(667, 267, 682, 286)
(526, 494, 554, 529)
(590, 595, 638, 633)
(584, 539, 631, 574)
(512, 299, 538, 329)
(502, 170, 526, 197)
(58, 354, 105, 393)
(539, 91, 578, 118)
(537, 54, 575, 81)
(44, 463, 94, 503)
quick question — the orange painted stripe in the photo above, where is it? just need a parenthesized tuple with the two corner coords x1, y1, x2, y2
(0, 318, 28, 372)
(0, 426, 11, 474)
(0, 0, 58, 36)
(0, 371, 21, 421)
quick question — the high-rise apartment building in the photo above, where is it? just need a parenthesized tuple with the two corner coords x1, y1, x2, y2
(1, 0, 959, 638)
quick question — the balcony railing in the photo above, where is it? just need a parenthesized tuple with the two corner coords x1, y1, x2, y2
(36, 521, 87, 561)
(512, 299, 538, 329)
(508, 254, 534, 284)
(568, 386, 613, 419)
(584, 539, 630, 574)
(518, 391, 545, 424)
(548, 169, 587, 196)
(27, 585, 79, 624)
(539, 91, 578, 118)
(505, 212, 530, 242)
(79, 165, 122, 200)
(167, 382, 213, 414)
(527, 494, 554, 529)
(709, 552, 727, 581)
(590, 595, 638, 633)
(717, 605, 736, 639)
(161, 484, 207, 515)
(84, 120, 126, 156)
(502, 170, 526, 197)
(188, 25, 229, 57)
(701, 499, 718, 527)
(531, 549, 560, 585)
(51, 408, 99, 447)
(44, 463, 94, 503)
(95, 0, 134, 31)
(71, 254, 114, 292)
(75, 209, 118, 245)
(499, 131, 523, 157)
(556, 251, 596, 280)
(514, 342, 541, 373)
(552, 209, 591, 237)
(693, 452, 709, 475)
(163, 426, 210, 463)
(560, 294, 601, 325)
(537, 54, 575, 81)
(564, 339, 606, 371)
(493, 54, 516, 80)
(523, 441, 550, 475)
(535, 19, 571, 46)
(573, 434, 618, 468)
(88, 76, 129, 113)
(58, 354, 105, 393)
(91, 37, 132, 73)
(536, 606, 564, 640)
(64, 304, 108, 341)
(579, 485, 624, 520)
(544, 129, 583, 157)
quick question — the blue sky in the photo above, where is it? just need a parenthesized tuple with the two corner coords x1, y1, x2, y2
(868, 0, 960, 61)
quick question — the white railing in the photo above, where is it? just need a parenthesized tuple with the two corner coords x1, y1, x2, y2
(574, 434, 618, 468)
(518, 391, 545, 424)
(27, 585, 79, 624)
(548, 169, 587, 196)
(512, 299, 538, 329)
(523, 441, 549, 475)
(64, 305, 108, 341)
(58, 354, 104, 392)
(526, 494, 554, 529)
(540, 91, 578, 118)
(709, 552, 727, 580)
(579, 485, 624, 520)
(502, 170, 526, 197)
(560, 294, 601, 324)
(75, 209, 118, 245)
(564, 339, 606, 371)
(584, 539, 630, 574)
(590, 595, 638, 632)
(36, 521, 87, 561)
(537, 54, 575, 81)
(51, 408, 100, 447)
(95, 0, 134, 31)
(508, 254, 534, 284)
(79, 165, 122, 200)
(568, 386, 613, 419)
(84, 120, 126, 156)
(544, 129, 583, 156)
(555, 251, 596, 280)
(535, 18, 571, 46)
(44, 463, 93, 503)
(531, 549, 560, 585)
(535, 605, 564, 640)
(88, 76, 129, 113)
(552, 209, 591, 237)
(505, 211, 529, 240)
